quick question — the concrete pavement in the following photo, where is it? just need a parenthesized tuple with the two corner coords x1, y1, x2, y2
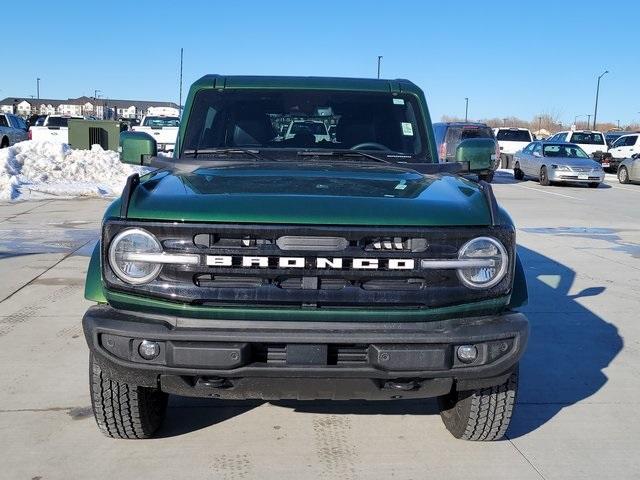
(1, 172, 639, 479)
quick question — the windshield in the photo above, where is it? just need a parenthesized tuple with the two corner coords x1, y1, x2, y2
(570, 132, 604, 145)
(496, 129, 531, 142)
(543, 144, 589, 158)
(47, 117, 79, 127)
(143, 116, 180, 127)
(460, 126, 494, 140)
(182, 89, 426, 159)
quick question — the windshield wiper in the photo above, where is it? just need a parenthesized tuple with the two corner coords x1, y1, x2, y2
(297, 149, 393, 165)
(183, 148, 266, 161)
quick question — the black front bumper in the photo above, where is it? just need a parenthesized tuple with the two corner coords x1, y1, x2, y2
(83, 305, 528, 400)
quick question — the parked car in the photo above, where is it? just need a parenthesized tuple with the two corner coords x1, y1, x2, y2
(546, 130, 608, 160)
(617, 153, 640, 184)
(493, 127, 533, 169)
(0, 113, 29, 148)
(83, 74, 529, 442)
(284, 120, 331, 142)
(605, 130, 627, 147)
(513, 141, 604, 188)
(26, 114, 46, 128)
(432, 122, 499, 182)
(28, 115, 83, 143)
(607, 133, 640, 172)
(131, 116, 179, 152)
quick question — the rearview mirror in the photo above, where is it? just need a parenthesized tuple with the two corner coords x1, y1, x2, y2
(455, 138, 496, 173)
(120, 131, 157, 165)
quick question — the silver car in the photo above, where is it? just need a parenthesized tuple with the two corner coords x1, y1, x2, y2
(617, 154, 640, 184)
(0, 113, 29, 148)
(513, 141, 604, 188)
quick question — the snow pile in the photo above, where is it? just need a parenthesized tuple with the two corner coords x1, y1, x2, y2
(0, 141, 148, 201)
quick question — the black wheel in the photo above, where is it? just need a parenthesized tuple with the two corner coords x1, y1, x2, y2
(539, 166, 550, 186)
(438, 366, 518, 441)
(89, 354, 168, 439)
(513, 163, 524, 180)
(0, 137, 8, 149)
(588, 182, 600, 188)
(478, 171, 494, 183)
(618, 166, 630, 184)
(501, 155, 510, 169)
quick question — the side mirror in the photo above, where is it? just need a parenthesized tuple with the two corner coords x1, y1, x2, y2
(533, 151, 542, 158)
(120, 131, 157, 165)
(455, 138, 496, 172)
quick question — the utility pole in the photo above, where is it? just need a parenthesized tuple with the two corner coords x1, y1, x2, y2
(587, 114, 591, 129)
(593, 70, 609, 129)
(616, 119, 620, 129)
(377, 56, 383, 79)
(179, 48, 184, 116)
(464, 97, 469, 122)
(94, 89, 101, 100)
(37, 78, 40, 100)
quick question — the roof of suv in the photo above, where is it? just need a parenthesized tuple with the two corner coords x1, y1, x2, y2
(192, 75, 422, 94)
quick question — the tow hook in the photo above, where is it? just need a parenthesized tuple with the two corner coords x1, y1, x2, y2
(383, 380, 419, 391)
(195, 377, 232, 389)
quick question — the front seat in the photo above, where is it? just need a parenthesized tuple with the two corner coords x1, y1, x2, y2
(231, 109, 276, 146)
(335, 115, 376, 148)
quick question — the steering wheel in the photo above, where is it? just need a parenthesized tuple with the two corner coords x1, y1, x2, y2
(350, 142, 390, 151)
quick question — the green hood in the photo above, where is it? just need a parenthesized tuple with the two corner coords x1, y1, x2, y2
(125, 163, 491, 226)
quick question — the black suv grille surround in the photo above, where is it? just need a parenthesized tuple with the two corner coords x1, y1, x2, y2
(103, 221, 515, 308)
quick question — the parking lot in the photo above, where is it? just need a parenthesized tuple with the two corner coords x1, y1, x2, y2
(0, 170, 638, 479)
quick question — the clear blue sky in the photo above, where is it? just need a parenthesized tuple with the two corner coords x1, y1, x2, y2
(3, 0, 639, 125)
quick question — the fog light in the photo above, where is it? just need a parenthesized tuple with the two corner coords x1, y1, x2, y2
(139, 340, 160, 360)
(457, 345, 478, 363)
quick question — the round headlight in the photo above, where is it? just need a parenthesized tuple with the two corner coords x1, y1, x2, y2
(108, 228, 162, 284)
(457, 237, 508, 289)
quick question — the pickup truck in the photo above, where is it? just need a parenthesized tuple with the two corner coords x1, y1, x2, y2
(28, 115, 83, 143)
(0, 113, 29, 148)
(493, 127, 533, 169)
(132, 115, 179, 152)
(82, 75, 529, 442)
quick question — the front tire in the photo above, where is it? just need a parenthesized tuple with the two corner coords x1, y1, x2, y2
(618, 166, 630, 184)
(0, 137, 9, 149)
(479, 171, 494, 183)
(438, 366, 519, 441)
(539, 166, 550, 186)
(89, 354, 168, 439)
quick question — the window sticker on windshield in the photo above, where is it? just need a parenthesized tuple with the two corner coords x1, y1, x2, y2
(401, 122, 414, 136)
(395, 180, 407, 190)
(393, 98, 405, 105)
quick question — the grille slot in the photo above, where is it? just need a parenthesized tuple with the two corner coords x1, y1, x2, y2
(252, 344, 368, 365)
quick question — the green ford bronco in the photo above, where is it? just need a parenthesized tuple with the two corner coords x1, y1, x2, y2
(83, 75, 528, 441)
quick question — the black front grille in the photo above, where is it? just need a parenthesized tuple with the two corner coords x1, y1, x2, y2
(103, 221, 514, 308)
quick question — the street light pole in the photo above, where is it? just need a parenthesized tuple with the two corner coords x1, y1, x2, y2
(593, 70, 609, 129)
(179, 48, 184, 116)
(37, 78, 40, 100)
(377, 56, 383, 79)
(464, 97, 469, 122)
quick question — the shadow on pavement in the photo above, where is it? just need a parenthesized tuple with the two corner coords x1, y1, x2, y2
(156, 245, 622, 440)
(506, 245, 622, 438)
